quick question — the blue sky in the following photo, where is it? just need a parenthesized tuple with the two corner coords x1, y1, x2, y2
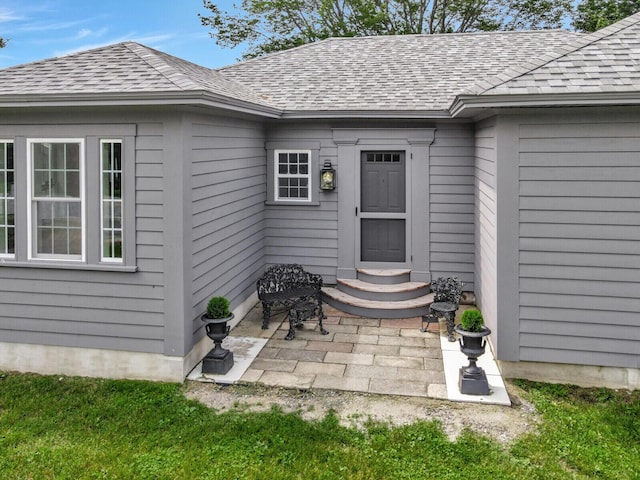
(0, 0, 240, 69)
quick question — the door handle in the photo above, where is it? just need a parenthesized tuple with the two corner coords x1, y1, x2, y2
(355, 207, 358, 216)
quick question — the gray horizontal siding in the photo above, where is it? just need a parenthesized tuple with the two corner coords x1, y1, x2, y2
(189, 114, 267, 337)
(264, 122, 338, 283)
(518, 116, 640, 369)
(430, 122, 475, 288)
(0, 116, 165, 354)
(474, 117, 497, 335)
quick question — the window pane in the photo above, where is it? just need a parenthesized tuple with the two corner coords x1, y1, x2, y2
(66, 171, 80, 197)
(0, 143, 14, 256)
(101, 141, 123, 260)
(33, 144, 49, 170)
(65, 143, 80, 170)
(37, 227, 53, 254)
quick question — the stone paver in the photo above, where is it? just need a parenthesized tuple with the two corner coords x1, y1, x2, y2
(240, 368, 263, 382)
(399, 346, 442, 359)
(397, 368, 445, 384)
(277, 349, 326, 362)
(295, 361, 346, 376)
(359, 326, 400, 336)
(259, 371, 315, 389)
(257, 347, 280, 359)
(324, 351, 374, 366)
(306, 341, 354, 353)
(250, 358, 297, 372)
(378, 336, 426, 347)
(268, 339, 308, 350)
(291, 330, 336, 342)
(313, 374, 370, 392)
(352, 343, 399, 355)
(380, 317, 421, 328)
(333, 333, 379, 345)
(323, 324, 359, 334)
(369, 379, 428, 397)
(427, 383, 448, 400)
(340, 317, 380, 327)
(345, 364, 397, 380)
(374, 355, 424, 369)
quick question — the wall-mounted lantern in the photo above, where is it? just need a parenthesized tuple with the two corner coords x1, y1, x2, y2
(320, 160, 336, 191)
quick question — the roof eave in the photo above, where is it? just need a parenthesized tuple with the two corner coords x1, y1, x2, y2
(0, 90, 282, 118)
(279, 109, 452, 119)
(451, 91, 640, 117)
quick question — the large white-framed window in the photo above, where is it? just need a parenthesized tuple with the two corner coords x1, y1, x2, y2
(101, 140, 123, 262)
(27, 139, 85, 261)
(0, 140, 15, 258)
(274, 150, 312, 202)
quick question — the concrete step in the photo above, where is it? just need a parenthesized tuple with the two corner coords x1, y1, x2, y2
(322, 287, 434, 319)
(356, 268, 411, 285)
(337, 278, 430, 302)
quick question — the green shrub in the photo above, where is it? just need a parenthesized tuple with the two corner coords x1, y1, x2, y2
(460, 309, 484, 332)
(206, 296, 231, 319)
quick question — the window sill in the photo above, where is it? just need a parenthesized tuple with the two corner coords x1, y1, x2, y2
(265, 200, 321, 206)
(0, 260, 137, 273)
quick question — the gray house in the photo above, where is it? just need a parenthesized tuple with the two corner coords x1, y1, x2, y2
(0, 13, 638, 388)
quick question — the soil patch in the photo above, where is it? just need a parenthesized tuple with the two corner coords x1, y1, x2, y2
(185, 380, 538, 444)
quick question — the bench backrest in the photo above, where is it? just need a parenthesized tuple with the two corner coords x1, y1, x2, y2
(257, 264, 322, 297)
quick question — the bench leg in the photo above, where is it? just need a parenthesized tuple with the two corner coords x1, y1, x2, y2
(261, 302, 271, 330)
(318, 316, 329, 336)
(285, 312, 297, 341)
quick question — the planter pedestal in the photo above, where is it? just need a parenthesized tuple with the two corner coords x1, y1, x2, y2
(201, 314, 234, 375)
(454, 325, 491, 395)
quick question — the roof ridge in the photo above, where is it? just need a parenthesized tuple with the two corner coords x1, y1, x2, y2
(218, 29, 572, 72)
(122, 42, 204, 91)
(465, 12, 640, 95)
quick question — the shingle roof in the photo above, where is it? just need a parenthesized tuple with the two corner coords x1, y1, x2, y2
(474, 12, 640, 96)
(0, 42, 274, 108)
(218, 30, 580, 113)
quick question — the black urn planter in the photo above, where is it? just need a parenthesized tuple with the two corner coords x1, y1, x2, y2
(201, 314, 234, 375)
(454, 324, 492, 395)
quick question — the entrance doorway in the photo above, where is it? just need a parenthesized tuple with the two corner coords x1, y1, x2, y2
(359, 151, 406, 263)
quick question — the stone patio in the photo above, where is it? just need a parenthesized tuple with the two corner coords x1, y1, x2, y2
(187, 302, 510, 406)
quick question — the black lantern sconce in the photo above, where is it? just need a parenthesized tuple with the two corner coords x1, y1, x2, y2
(320, 161, 336, 191)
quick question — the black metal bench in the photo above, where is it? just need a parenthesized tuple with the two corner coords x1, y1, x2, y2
(256, 264, 326, 333)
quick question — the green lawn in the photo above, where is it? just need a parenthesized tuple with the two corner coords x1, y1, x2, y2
(0, 373, 638, 479)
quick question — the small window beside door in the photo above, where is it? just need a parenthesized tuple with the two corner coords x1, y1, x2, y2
(274, 150, 312, 202)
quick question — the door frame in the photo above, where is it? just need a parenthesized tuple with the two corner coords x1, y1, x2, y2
(333, 128, 435, 283)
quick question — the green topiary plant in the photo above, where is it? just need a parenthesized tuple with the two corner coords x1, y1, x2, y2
(206, 296, 231, 319)
(459, 309, 484, 332)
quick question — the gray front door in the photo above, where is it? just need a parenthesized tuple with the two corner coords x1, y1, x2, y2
(360, 151, 406, 263)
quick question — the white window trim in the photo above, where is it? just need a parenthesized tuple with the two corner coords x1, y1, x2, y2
(274, 149, 312, 203)
(0, 140, 14, 259)
(100, 139, 123, 263)
(26, 138, 86, 262)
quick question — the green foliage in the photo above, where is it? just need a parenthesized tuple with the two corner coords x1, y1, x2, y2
(0, 373, 639, 478)
(199, 0, 573, 58)
(573, 0, 640, 31)
(460, 308, 484, 332)
(205, 296, 231, 319)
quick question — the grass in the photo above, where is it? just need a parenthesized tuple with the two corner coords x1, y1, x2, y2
(0, 373, 638, 479)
